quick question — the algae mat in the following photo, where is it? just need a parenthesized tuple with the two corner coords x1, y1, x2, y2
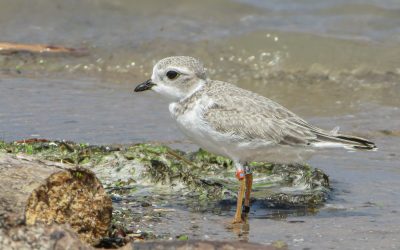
(0, 139, 330, 240)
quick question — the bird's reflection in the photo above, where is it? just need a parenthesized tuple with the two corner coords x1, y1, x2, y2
(225, 213, 250, 241)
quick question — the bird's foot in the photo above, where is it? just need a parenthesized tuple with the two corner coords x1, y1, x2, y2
(232, 214, 249, 224)
(232, 207, 250, 224)
(232, 217, 244, 224)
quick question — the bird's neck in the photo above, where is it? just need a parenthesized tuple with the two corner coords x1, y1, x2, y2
(178, 79, 206, 103)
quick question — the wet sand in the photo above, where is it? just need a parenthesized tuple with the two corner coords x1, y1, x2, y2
(1, 0, 400, 249)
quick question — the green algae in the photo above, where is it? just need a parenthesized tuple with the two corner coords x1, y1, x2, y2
(177, 234, 189, 241)
(0, 139, 330, 209)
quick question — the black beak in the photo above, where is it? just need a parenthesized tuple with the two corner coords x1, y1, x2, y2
(134, 79, 155, 92)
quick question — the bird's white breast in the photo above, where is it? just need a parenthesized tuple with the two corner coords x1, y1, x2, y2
(169, 96, 234, 159)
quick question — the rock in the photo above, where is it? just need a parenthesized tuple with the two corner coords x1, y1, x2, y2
(0, 213, 91, 250)
(0, 152, 112, 245)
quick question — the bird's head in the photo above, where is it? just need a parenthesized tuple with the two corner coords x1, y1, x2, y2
(134, 56, 208, 101)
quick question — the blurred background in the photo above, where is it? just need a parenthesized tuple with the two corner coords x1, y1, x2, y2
(0, 0, 399, 144)
(1, 1, 400, 249)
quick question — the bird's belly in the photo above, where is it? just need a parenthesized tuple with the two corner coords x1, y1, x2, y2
(173, 109, 233, 158)
(178, 121, 314, 164)
(234, 142, 315, 164)
(175, 118, 231, 157)
(175, 119, 313, 164)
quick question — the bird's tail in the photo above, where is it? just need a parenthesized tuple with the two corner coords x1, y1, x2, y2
(315, 132, 377, 151)
(334, 134, 377, 150)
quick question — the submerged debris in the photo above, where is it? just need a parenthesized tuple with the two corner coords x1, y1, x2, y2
(0, 42, 88, 56)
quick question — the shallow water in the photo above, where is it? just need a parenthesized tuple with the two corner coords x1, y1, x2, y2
(1, 0, 400, 249)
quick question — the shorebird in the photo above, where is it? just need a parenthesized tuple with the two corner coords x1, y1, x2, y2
(134, 56, 376, 223)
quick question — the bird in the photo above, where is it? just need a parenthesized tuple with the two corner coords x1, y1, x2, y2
(134, 56, 376, 223)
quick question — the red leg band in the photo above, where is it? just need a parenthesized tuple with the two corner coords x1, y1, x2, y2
(236, 169, 245, 180)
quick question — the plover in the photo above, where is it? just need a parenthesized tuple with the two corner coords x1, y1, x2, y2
(134, 56, 376, 223)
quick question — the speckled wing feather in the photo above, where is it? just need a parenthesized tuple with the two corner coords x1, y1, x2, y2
(202, 81, 322, 145)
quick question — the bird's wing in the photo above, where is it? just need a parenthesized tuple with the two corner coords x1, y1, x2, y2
(200, 81, 376, 150)
(202, 82, 321, 145)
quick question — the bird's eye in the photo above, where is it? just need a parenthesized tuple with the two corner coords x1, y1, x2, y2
(166, 70, 179, 80)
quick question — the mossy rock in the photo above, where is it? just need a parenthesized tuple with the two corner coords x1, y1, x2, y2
(0, 139, 330, 209)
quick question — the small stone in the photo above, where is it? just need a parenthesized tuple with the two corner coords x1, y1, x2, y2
(141, 201, 152, 207)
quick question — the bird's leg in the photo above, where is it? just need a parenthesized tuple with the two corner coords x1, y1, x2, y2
(233, 178, 246, 223)
(233, 163, 245, 223)
(243, 165, 253, 217)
